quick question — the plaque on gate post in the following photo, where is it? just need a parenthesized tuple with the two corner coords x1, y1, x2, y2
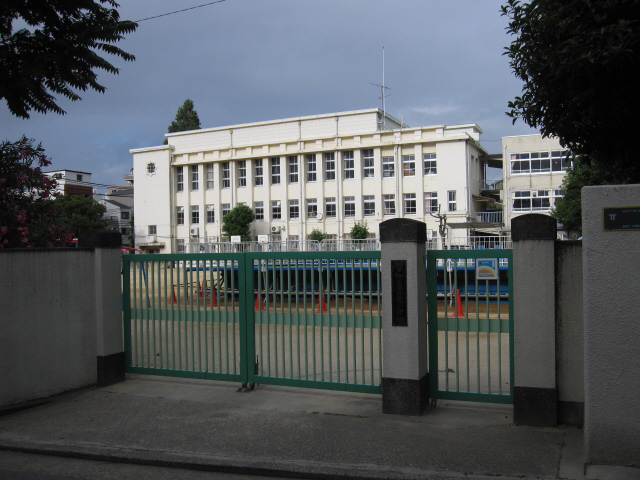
(391, 260, 407, 326)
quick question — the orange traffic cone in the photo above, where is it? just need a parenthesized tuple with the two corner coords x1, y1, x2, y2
(168, 286, 177, 304)
(315, 291, 328, 313)
(255, 293, 266, 312)
(199, 280, 206, 298)
(455, 289, 465, 318)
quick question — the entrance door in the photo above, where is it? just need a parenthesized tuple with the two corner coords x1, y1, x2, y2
(427, 249, 514, 404)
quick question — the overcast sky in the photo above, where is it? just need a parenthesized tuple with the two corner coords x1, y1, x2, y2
(1, 0, 537, 192)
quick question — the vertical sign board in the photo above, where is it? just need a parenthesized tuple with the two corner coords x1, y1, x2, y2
(391, 260, 407, 326)
(603, 207, 640, 231)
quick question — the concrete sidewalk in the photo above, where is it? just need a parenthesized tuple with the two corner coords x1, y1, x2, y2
(0, 375, 585, 479)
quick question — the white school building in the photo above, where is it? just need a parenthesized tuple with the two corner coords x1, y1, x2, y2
(131, 108, 568, 253)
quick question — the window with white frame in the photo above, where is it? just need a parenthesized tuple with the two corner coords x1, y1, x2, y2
(191, 205, 199, 224)
(121, 211, 130, 220)
(222, 203, 231, 218)
(363, 149, 374, 178)
(512, 189, 563, 212)
(343, 151, 354, 179)
(306, 198, 317, 219)
(288, 156, 298, 183)
(402, 155, 415, 176)
(511, 150, 569, 174)
(325, 197, 336, 217)
(176, 239, 186, 253)
(222, 162, 230, 188)
(238, 160, 247, 187)
(191, 165, 199, 190)
(404, 193, 416, 214)
(271, 200, 281, 219)
(148, 225, 157, 235)
(423, 153, 437, 175)
(254, 159, 263, 186)
(254, 201, 264, 220)
(271, 157, 280, 184)
(324, 153, 335, 180)
(176, 166, 184, 192)
(289, 199, 299, 219)
(344, 196, 355, 217)
(447, 191, 457, 212)
(363, 195, 375, 216)
(206, 164, 214, 189)
(383, 194, 395, 215)
(425, 192, 438, 213)
(382, 156, 394, 177)
(206, 204, 215, 223)
(176, 206, 184, 224)
(306, 154, 316, 182)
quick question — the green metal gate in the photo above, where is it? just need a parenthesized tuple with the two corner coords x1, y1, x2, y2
(427, 249, 514, 404)
(122, 251, 382, 394)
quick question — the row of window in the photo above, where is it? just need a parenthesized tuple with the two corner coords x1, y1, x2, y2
(510, 150, 570, 174)
(176, 191, 457, 225)
(512, 189, 563, 212)
(175, 152, 438, 191)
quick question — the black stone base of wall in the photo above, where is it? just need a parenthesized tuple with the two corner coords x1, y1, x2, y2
(382, 374, 429, 416)
(96, 352, 125, 387)
(514, 386, 557, 427)
(558, 400, 584, 427)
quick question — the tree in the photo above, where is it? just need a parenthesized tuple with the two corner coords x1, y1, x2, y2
(52, 194, 108, 238)
(502, 0, 640, 229)
(0, 136, 69, 248)
(349, 221, 369, 240)
(221, 205, 255, 240)
(308, 228, 327, 242)
(0, 1, 137, 118)
(164, 99, 201, 143)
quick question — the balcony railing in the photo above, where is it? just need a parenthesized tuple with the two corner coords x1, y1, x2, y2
(480, 179, 503, 191)
(476, 211, 503, 224)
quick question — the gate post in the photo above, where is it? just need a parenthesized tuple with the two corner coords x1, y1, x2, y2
(79, 230, 125, 387)
(512, 214, 557, 426)
(380, 218, 428, 415)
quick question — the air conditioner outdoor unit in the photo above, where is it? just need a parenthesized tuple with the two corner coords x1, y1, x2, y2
(190, 227, 199, 237)
(271, 226, 281, 234)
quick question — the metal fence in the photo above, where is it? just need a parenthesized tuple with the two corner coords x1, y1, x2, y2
(122, 251, 383, 393)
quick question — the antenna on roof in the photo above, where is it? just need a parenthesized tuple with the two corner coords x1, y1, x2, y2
(371, 47, 391, 130)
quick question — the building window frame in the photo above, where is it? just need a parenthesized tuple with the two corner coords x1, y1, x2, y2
(447, 190, 457, 212)
(289, 199, 299, 219)
(324, 153, 335, 181)
(191, 205, 200, 224)
(344, 196, 355, 217)
(343, 151, 354, 179)
(423, 153, 437, 175)
(271, 200, 281, 219)
(254, 201, 264, 221)
(206, 164, 214, 189)
(222, 162, 231, 188)
(307, 198, 317, 219)
(383, 194, 396, 215)
(271, 157, 281, 184)
(363, 149, 374, 178)
(425, 192, 438, 213)
(191, 165, 199, 191)
(176, 166, 184, 192)
(288, 156, 298, 183)
(382, 156, 394, 178)
(148, 225, 157, 235)
(363, 195, 375, 216)
(254, 159, 263, 186)
(402, 155, 415, 176)
(325, 197, 336, 218)
(176, 206, 184, 225)
(222, 203, 231, 218)
(404, 193, 417, 214)
(238, 160, 247, 187)
(306, 154, 316, 182)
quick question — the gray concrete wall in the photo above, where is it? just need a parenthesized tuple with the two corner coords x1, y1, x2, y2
(0, 250, 97, 407)
(582, 185, 640, 467)
(555, 241, 584, 426)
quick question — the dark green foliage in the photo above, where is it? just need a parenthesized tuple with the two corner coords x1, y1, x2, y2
(308, 228, 327, 242)
(164, 99, 201, 143)
(221, 204, 255, 240)
(52, 194, 108, 238)
(0, 0, 137, 118)
(503, 0, 640, 229)
(0, 136, 65, 248)
(350, 221, 369, 240)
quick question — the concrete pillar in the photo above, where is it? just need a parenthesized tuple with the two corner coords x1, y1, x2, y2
(512, 214, 557, 426)
(78, 230, 125, 387)
(380, 218, 428, 415)
(582, 185, 640, 468)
